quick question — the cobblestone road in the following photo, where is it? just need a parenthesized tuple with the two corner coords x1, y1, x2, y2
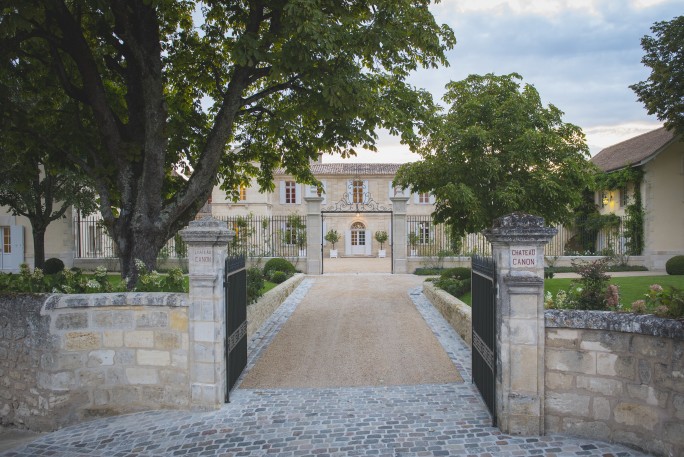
(1, 277, 648, 456)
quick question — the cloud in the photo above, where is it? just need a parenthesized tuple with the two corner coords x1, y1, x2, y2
(330, 0, 681, 163)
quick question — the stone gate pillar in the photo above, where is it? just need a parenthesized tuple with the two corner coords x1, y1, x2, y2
(179, 217, 234, 409)
(390, 190, 410, 274)
(483, 213, 556, 435)
(305, 196, 323, 275)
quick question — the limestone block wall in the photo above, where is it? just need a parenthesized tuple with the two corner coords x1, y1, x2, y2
(544, 310, 684, 457)
(0, 292, 190, 431)
(247, 274, 304, 338)
(422, 281, 471, 347)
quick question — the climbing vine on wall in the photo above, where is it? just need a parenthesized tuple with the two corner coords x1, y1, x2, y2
(624, 175, 645, 255)
(594, 167, 643, 191)
(594, 167, 645, 256)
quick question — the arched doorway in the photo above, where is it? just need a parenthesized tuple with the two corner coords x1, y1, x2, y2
(349, 221, 368, 256)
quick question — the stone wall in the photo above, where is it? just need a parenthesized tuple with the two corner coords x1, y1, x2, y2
(545, 310, 684, 457)
(247, 274, 305, 338)
(422, 282, 471, 347)
(0, 292, 190, 431)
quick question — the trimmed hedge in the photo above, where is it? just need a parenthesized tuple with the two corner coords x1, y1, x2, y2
(440, 267, 471, 280)
(270, 271, 288, 284)
(666, 255, 684, 275)
(43, 258, 65, 275)
(263, 258, 296, 279)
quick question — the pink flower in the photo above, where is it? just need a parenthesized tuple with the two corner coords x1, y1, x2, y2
(649, 284, 663, 293)
(631, 300, 646, 314)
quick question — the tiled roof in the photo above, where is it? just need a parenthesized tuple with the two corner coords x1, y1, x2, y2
(590, 127, 677, 172)
(276, 163, 403, 176)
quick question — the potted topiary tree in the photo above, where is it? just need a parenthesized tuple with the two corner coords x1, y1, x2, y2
(325, 229, 340, 258)
(374, 230, 388, 258)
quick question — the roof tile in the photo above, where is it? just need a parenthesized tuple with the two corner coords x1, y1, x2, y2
(276, 163, 403, 176)
(590, 127, 676, 172)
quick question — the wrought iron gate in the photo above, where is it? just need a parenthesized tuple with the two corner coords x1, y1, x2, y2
(320, 192, 393, 274)
(224, 255, 247, 402)
(471, 254, 497, 424)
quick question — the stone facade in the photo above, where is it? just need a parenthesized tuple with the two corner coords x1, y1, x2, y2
(0, 292, 189, 431)
(545, 310, 684, 457)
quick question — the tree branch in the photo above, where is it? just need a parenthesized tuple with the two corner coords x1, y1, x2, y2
(242, 76, 300, 106)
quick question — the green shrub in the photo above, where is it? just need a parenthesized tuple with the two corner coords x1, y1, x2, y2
(414, 268, 444, 275)
(247, 267, 265, 304)
(435, 277, 471, 299)
(264, 258, 295, 279)
(270, 271, 288, 284)
(43, 258, 65, 275)
(570, 258, 611, 310)
(440, 267, 471, 280)
(665, 255, 684, 275)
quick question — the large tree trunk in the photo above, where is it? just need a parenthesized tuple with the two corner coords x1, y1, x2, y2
(114, 219, 168, 289)
(31, 227, 46, 270)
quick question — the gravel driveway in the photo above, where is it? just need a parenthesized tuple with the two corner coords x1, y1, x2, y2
(240, 275, 463, 388)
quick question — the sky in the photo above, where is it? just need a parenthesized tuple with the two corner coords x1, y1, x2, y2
(325, 0, 684, 163)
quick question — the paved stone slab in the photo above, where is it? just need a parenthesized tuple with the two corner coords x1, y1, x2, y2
(1, 277, 649, 457)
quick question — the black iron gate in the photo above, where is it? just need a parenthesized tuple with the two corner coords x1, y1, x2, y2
(224, 255, 247, 402)
(471, 254, 497, 424)
(320, 192, 393, 274)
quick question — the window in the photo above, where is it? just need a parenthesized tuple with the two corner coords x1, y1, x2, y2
(238, 185, 247, 201)
(351, 221, 366, 246)
(2, 227, 10, 254)
(418, 222, 430, 244)
(352, 180, 364, 203)
(285, 181, 297, 204)
(619, 187, 628, 207)
(418, 192, 430, 204)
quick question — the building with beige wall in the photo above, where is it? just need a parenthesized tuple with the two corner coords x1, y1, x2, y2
(591, 127, 684, 269)
(210, 162, 435, 258)
(0, 207, 75, 272)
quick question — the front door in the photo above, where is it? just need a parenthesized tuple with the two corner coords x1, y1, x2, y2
(350, 222, 366, 255)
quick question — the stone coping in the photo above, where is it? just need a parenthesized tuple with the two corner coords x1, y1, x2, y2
(44, 292, 188, 310)
(545, 309, 683, 340)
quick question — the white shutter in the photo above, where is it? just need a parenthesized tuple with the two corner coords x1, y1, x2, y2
(364, 230, 371, 256)
(295, 184, 302, 204)
(8, 225, 24, 270)
(413, 193, 420, 204)
(321, 181, 327, 204)
(388, 181, 394, 199)
(322, 220, 327, 246)
(279, 181, 286, 204)
(345, 230, 352, 255)
(429, 194, 436, 205)
(346, 180, 352, 203)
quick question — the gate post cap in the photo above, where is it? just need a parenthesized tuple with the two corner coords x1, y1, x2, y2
(492, 212, 545, 229)
(180, 216, 234, 244)
(483, 212, 557, 242)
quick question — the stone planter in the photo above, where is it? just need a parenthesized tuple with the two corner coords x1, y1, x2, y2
(329, 249, 338, 258)
(378, 249, 386, 258)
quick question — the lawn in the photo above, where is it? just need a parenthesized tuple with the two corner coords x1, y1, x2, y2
(545, 275, 684, 308)
(262, 280, 277, 294)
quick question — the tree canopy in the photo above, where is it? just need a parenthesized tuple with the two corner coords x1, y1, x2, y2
(630, 15, 684, 136)
(0, 49, 96, 268)
(0, 0, 454, 285)
(394, 73, 593, 237)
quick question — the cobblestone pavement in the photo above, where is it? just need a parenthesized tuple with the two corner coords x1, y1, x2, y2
(1, 277, 649, 457)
